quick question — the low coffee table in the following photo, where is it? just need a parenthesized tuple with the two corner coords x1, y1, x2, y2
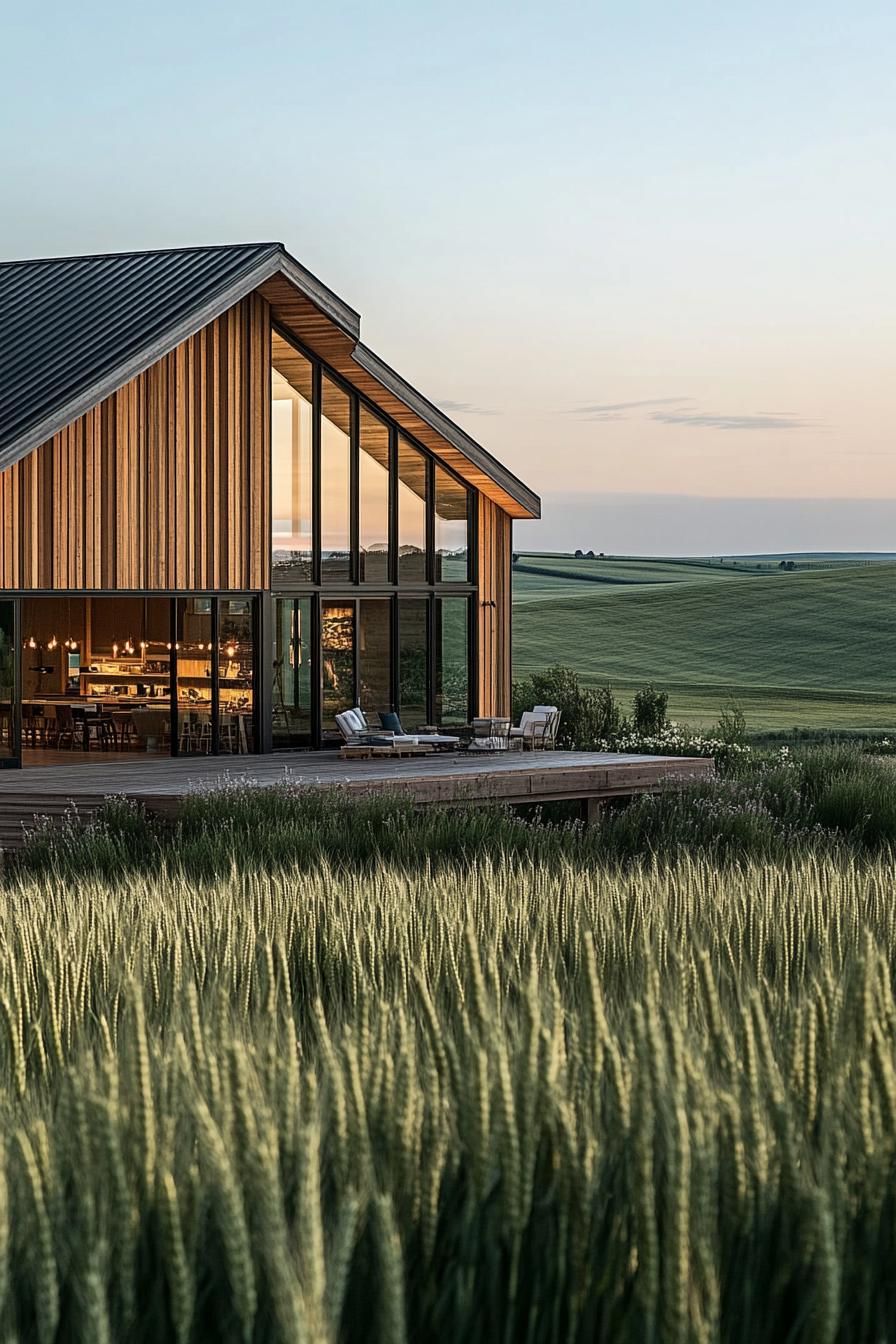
(461, 717, 513, 752)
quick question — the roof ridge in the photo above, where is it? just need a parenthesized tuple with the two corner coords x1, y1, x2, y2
(0, 241, 283, 269)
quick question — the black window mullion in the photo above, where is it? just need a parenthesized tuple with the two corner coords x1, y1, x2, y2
(352, 599, 360, 712)
(311, 595, 322, 749)
(390, 594, 399, 713)
(388, 425, 398, 587)
(425, 456, 435, 587)
(10, 598, 22, 765)
(428, 594, 437, 727)
(350, 394, 360, 584)
(467, 592, 477, 721)
(169, 599, 179, 757)
(312, 362, 322, 587)
(211, 599, 220, 755)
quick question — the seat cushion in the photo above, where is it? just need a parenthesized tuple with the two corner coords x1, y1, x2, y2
(336, 709, 368, 740)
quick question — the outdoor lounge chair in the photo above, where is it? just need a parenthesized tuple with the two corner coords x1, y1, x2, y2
(335, 708, 400, 749)
(510, 705, 561, 750)
(335, 707, 460, 752)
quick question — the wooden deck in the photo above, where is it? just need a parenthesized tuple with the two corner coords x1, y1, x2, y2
(0, 750, 714, 851)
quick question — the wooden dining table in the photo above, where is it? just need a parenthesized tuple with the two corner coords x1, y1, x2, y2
(20, 699, 253, 754)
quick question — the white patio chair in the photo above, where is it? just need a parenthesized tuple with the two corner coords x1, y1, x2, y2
(510, 706, 561, 750)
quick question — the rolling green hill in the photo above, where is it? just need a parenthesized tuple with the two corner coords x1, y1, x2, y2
(512, 554, 896, 732)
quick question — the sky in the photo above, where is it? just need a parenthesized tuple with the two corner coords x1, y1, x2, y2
(2, 0, 894, 554)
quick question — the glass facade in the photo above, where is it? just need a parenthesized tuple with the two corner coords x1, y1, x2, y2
(398, 599, 428, 729)
(435, 596, 471, 725)
(397, 437, 427, 582)
(269, 328, 478, 746)
(0, 329, 481, 769)
(273, 597, 313, 748)
(359, 406, 390, 583)
(175, 598, 213, 755)
(271, 336, 313, 582)
(321, 601, 356, 734)
(435, 466, 470, 582)
(0, 601, 15, 764)
(359, 599, 391, 717)
(218, 599, 255, 753)
(3, 595, 258, 764)
(321, 377, 352, 583)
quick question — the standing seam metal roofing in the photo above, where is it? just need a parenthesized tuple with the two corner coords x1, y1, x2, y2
(0, 242, 540, 517)
(0, 243, 283, 461)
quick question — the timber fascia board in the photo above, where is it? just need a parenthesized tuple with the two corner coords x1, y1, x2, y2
(351, 343, 541, 519)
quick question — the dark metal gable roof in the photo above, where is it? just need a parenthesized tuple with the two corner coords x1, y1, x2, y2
(0, 241, 540, 517)
(0, 242, 361, 472)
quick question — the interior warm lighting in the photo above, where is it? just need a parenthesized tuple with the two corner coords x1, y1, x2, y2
(321, 606, 354, 651)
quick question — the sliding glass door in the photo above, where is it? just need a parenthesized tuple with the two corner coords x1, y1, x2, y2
(273, 597, 313, 748)
(321, 601, 356, 736)
(0, 601, 19, 767)
(435, 596, 472, 726)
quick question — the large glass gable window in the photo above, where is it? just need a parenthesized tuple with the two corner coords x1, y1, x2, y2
(272, 336, 313, 582)
(272, 330, 473, 592)
(397, 437, 427, 582)
(435, 466, 469, 582)
(270, 330, 477, 741)
(360, 407, 391, 583)
(321, 377, 352, 583)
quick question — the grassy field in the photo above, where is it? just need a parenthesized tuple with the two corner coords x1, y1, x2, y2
(513, 553, 896, 732)
(1, 761, 896, 1342)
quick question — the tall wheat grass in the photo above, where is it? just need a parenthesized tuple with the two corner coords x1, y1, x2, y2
(1, 850, 896, 1340)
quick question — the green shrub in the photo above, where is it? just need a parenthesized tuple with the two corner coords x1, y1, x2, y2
(631, 683, 668, 735)
(716, 699, 748, 745)
(512, 664, 621, 749)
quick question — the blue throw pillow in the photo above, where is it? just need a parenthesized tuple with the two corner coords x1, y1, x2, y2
(379, 710, 403, 734)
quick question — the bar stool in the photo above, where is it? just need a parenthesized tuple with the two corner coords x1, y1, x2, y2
(0, 703, 11, 750)
(22, 703, 45, 748)
(53, 703, 76, 749)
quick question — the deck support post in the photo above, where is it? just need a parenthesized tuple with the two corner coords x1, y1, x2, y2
(582, 796, 605, 828)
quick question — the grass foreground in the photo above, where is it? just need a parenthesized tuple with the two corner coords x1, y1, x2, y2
(1, 751, 896, 1341)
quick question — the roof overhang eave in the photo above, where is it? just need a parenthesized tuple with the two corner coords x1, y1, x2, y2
(350, 343, 541, 520)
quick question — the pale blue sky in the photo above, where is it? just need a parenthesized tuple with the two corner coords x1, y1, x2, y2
(2, 0, 893, 551)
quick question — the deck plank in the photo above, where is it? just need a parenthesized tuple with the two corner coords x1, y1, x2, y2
(0, 750, 714, 850)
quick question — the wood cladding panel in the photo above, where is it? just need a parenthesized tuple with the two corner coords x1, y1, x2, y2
(477, 496, 512, 716)
(0, 296, 271, 592)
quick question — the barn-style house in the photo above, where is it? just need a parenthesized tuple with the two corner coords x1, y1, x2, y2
(0, 243, 539, 766)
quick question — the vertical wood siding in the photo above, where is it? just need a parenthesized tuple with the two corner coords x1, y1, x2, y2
(477, 496, 512, 715)
(0, 295, 271, 592)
